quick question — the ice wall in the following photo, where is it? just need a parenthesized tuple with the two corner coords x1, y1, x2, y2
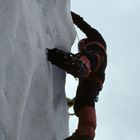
(0, 0, 76, 140)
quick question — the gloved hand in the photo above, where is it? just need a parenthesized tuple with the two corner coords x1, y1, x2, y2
(71, 11, 83, 24)
(46, 48, 86, 78)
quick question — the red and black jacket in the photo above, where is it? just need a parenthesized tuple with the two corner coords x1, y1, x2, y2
(71, 11, 107, 88)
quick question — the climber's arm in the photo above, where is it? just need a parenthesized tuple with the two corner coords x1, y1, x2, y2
(47, 46, 106, 80)
(47, 48, 87, 78)
(71, 11, 106, 47)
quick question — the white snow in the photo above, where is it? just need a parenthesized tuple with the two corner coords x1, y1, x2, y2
(0, 0, 76, 140)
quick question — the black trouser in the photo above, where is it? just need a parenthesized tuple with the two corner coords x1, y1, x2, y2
(74, 80, 101, 116)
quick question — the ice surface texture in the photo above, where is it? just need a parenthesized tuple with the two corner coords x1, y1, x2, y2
(0, 0, 76, 140)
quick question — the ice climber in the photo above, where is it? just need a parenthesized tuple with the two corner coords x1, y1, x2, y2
(47, 11, 107, 140)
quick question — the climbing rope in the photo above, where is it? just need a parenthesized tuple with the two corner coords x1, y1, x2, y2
(76, 28, 80, 42)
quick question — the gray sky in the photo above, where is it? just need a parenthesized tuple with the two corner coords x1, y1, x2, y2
(66, 0, 140, 139)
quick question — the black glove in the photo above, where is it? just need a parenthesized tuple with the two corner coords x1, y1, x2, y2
(46, 48, 85, 78)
